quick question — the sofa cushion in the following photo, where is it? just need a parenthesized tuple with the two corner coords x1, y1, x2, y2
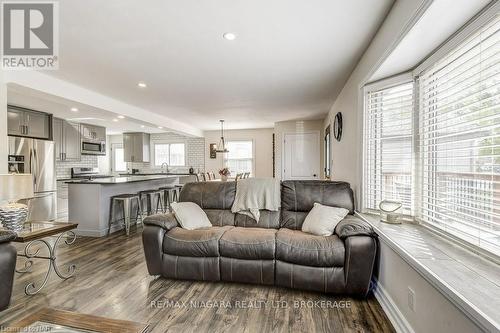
(204, 209, 235, 226)
(170, 202, 212, 230)
(301, 203, 349, 236)
(163, 226, 232, 257)
(220, 227, 276, 260)
(234, 210, 280, 229)
(280, 181, 354, 230)
(276, 228, 345, 267)
(179, 182, 235, 210)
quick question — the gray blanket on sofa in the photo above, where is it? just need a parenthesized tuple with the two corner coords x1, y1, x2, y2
(231, 178, 281, 222)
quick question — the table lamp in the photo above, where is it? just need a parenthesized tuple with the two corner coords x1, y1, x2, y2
(0, 174, 34, 231)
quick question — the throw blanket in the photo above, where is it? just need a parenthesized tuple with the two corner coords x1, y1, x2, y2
(231, 178, 281, 222)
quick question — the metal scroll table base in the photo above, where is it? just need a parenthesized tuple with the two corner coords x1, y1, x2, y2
(15, 231, 77, 295)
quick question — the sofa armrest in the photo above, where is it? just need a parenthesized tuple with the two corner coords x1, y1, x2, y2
(335, 216, 376, 239)
(0, 231, 16, 244)
(343, 236, 377, 296)
(143, 213, 178, 231)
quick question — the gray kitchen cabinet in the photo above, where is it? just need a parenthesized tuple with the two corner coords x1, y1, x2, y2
(56, 180, 69, 220)
(81, 123, 106, 142)
(123, 132, 150, 162)
(64, 121, 81, 160)
(7, 105, 52, 140)
(53, 118, 63, 160)
(7, 107, 24, 136)
(53, 117, 81, 161)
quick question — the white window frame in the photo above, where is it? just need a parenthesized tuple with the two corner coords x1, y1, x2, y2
(153, 142, 186, 167)
(362, 5, 500, 260)
(111, 143, 127, 173)
(362, 72, 416, 218)
(223, 140, 255, 176)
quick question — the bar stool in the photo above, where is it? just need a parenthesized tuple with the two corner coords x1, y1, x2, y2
(139, 189, 165, 215)
(159, 186, 177, 211)
(108, 193, 143, 236)
(173, 184, 183, 202)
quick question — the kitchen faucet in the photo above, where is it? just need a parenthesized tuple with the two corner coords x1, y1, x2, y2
(161, 162, 170, 173)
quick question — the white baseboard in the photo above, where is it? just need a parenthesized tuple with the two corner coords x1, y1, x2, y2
(373, 279, 415, 333)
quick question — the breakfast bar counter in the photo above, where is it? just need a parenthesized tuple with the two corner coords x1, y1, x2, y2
(68, 175, 196, 237)
(65, 174, 187, 185)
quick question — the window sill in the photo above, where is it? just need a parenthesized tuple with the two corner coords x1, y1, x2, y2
(357, 212, 500, 333)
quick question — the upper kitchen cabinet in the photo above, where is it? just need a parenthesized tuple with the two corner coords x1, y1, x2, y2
(81, 123, 106, 143)
(53, 118, 81, 161)
(7, 105, 52, 140)
(123, 132, 150, 162)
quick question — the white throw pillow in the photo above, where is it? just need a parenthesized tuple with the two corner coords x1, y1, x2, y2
(170, 202, 212, 230)
(301, 203, 349, 236)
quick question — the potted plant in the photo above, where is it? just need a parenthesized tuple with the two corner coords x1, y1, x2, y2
(219, 168, 230, 182)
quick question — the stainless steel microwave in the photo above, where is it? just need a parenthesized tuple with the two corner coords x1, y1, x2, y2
(81, 141, 106, 155)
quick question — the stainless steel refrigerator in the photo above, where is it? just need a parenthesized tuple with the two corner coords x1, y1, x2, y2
(8, 137, 57, 221)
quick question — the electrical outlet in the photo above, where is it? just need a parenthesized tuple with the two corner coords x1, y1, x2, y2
(408, 287, 416, 312)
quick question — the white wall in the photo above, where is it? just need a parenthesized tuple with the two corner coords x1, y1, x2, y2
(204, 128, 274, 178)
(324, 0, 430, 204)
(274, 120, 325, 180)
(0, 71, 7, 173)
(375, 241, 482, 333)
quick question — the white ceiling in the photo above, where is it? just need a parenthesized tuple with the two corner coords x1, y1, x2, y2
(370, 0, 491, 82)
(39, 0, 393, 130)
(7, 85, 166, 135)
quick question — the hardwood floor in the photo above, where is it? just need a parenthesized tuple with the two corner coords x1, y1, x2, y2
(0, 228, 395, 333)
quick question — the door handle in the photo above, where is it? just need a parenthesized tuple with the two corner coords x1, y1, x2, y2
(313, 174, 317, 177)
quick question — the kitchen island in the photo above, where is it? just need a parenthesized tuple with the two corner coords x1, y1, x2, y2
(67, 175, 196, 237)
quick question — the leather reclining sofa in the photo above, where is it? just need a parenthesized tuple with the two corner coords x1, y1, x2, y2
(142, 180, 377, 296)
(0, 230, 17, 311)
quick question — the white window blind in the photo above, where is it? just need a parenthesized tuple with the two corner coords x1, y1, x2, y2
(364, 82, 414, 214)
(419, 15, 500, 255)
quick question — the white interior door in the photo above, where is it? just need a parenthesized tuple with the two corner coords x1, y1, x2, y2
(283, 132, 320, 180)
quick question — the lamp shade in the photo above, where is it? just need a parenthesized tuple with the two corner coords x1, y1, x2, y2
(0, 174, 34, 202)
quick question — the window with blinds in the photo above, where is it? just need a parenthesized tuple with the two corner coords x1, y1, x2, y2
(364, 82, 414, 215)
(418, 15, 500, 256)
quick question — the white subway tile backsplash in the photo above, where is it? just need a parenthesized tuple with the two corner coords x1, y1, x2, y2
(56, 155, 98, 179)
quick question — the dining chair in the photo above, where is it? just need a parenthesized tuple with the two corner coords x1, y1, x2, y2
(243, 172, 250, 179)
(210, 171, 216, 180)
(206, 172, 212, 180)
(235, 173, 243, 181)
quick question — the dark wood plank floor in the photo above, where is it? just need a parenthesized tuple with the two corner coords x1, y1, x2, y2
(0, 228, 395, 333)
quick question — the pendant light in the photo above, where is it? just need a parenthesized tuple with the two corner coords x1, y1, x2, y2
(215, 120, 229, 153)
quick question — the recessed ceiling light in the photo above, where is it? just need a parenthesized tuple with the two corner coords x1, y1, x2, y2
(140, 125, 145, 128)
(117, 115, 125, 119)
(223, 32, 236, 41)
(137, 82, 147, 88)
(70, 107, 78, 112)
(112, 118, 118, 122)
(158, 126, 163, 129)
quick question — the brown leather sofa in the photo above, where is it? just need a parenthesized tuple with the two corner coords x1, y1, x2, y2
(142, 180, 377, 296)
(0, 230, 17, 311)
